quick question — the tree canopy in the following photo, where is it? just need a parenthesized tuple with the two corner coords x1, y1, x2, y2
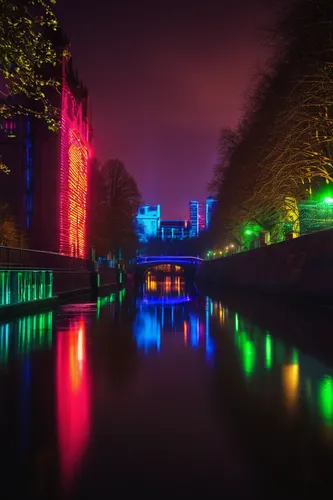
(0, 0, 65, 131)
(91, 159, 142, 258)
(0, 203, 22, 246)
(209, 0, 333, 249)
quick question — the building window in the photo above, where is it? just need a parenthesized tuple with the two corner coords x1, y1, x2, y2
(5, 119, 17, 138)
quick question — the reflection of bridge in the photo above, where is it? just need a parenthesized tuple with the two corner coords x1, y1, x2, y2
(140, 295, 192, 306)
(135, 255, 202, 281)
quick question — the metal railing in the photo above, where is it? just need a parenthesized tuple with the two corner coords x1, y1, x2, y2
(136, 255, 203, 265)
(0, 245, 92, 271)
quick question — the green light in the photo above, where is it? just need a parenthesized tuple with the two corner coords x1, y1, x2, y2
(245, 230, 252, 235)
(243, 338, 256, 377)
(234, 327, 256, 378)
(0, 311, 53, 363)
(265, 334, 273, 370)
(291, 349, 298, 364)
(0, 270, 53, 307)
(324, 197, 333, 204)
(235, 313, 239, 332)
(319, 376, 333, 425)
(0, 324, 9, 364)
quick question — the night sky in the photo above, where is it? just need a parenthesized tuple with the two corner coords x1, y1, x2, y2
(56, 0, 276, 219)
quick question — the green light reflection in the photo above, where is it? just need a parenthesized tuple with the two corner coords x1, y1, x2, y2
(243, 337, 256, 377)
(319, 376, 333, 426)
(265, 334, 273, 370)
(119, 288, 126, 304)
(235, 313, 239, 332)
(234, 328, 256, 378)
(291, 349, 298, 364)
(0, 310, 53, 364)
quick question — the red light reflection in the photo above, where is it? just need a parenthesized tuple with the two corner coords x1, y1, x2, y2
(57, 318, 91, 487)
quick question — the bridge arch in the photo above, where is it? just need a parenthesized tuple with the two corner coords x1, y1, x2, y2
(135, 255, 202, 283)
(144, 263, 185, 277)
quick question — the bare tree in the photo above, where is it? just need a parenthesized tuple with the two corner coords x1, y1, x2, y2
(92, 159, 142, 257)
(208, 0, 333, 248)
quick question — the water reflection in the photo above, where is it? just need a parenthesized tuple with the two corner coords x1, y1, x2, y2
(134, 275, 216, 360)
(56, 316, 91, 488)
(2, 284, 333, 495)
(0, 311, 53, 364)
(209, 301, 333, 432)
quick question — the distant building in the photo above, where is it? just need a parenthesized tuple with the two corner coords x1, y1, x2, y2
(136, 204, 161, 242)
(198, 202, 205, 232)
(205, 196, 217, 229)
(0, 45, 92, 257)
(157, 220, 190, 240)
(189, 201, 199, 238)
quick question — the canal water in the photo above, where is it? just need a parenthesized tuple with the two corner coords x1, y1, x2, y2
(1, 274, 333, 498)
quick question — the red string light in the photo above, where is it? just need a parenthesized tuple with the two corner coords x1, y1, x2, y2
(60, 86, 90, 258)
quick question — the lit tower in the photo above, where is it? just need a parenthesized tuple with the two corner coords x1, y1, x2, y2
(205, 196, 217, 229)
(198, 202, 205, 232)
(189, 201, 199, 238)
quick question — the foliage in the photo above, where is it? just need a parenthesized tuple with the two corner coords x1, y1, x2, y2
(208, 127, 240, 197)
(0, 203, 22, 246)
(0, 0, 65, 131)
(209, 0, 333, 248)
(91, 159, 142, 258)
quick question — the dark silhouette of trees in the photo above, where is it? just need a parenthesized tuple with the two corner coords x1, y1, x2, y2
(0, 203, 22, 246)
(209, 0, 333, 248)
(91, 159, 142, 258)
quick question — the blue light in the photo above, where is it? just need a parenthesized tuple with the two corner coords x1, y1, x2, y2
(206, 336, 215, 361)
(190, 313, 199, 348)
(205, 297, 215, 362)
(133, 310, 161, 353)
(137, 255, 202, 266)
(140, 295, 192, 306)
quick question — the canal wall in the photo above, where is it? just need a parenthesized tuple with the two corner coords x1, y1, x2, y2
(196, 228, 333, 302)
(0, 269, 57, 320)
(53, 267, 118, 298)
(0, 267, 119, 319)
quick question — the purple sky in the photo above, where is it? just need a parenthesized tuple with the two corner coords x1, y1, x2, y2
(57, 0, 276, 219)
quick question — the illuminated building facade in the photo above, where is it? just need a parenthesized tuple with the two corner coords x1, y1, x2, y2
(189, 201, 199, 238)
(136, 204, 161, 243)
(0, 50, 92, 256)
(60, 59, 91, 258)
(205, 196, 217, 229)
(157, 220, 190, 240)
(198, 202, 205, 232)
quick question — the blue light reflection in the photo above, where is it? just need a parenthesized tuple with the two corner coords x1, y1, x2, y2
(133, 309, 161, 353)
(134, 275, 216, 361)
